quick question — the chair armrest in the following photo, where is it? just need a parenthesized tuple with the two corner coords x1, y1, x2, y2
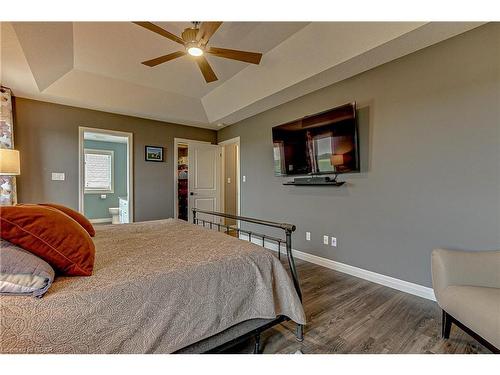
(431, 249, 500, 302)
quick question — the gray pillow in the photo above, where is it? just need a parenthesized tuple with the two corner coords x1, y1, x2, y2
(0, 239, 55, 298)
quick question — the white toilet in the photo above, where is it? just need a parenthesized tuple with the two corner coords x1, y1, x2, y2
(109, 207, 120, 224)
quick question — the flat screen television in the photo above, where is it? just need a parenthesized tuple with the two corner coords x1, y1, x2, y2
(272, 102, 359, 176)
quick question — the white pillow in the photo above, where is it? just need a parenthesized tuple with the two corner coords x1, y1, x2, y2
(0, 239, 55, 297)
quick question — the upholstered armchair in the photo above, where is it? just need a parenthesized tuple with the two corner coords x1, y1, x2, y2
(431, 248, 500, 353)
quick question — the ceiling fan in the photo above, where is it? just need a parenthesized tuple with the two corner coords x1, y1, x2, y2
(133, 21, 263, 83)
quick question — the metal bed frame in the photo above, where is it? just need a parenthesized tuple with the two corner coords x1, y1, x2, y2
(190, 208, 304, 353)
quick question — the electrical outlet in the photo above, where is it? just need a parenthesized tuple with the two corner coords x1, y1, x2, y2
(306, 232, 311, 241)
(227, 177, 231, 184)
(323, 235, 329, 245)
(331, 237, 337, 247)
(242, 175, 246, 182)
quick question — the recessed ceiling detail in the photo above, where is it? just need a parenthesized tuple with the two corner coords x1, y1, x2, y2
(11, 22, 74, 91)
(1, 22, 484, 129)
(133, 22, 263, 83)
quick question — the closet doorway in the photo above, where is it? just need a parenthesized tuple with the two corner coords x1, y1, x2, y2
(174, 138, 221, 223)
(176, 143, 189, 221)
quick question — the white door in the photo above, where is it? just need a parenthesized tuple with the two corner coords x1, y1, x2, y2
(188, 143, 222, 224)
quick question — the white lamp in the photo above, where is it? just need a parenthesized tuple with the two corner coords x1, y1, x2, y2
(0, 149, 21, 176)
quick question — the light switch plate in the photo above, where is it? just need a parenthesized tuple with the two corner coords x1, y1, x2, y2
(323, 235, 329, 245)
(242, 176, 246, 182)
(227, 177, 231, 184)
(306, 232, 311, 241)
(51, 172, 65, 181)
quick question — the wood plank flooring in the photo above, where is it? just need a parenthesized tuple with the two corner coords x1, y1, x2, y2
(230, 259, 490, 354)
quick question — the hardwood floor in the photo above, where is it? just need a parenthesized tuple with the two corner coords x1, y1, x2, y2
(230, 259, 489, 354)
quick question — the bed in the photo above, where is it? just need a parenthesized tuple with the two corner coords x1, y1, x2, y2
(0, 211, 305, 354)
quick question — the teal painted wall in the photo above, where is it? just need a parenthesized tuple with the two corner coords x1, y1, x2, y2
(83, 140, 127, 220)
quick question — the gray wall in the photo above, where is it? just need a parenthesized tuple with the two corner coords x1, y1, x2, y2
(224, 143, 238, 225)
(14, 98, 216, 221)
(218, 23, 500, 287)
(83, 140, 127, 220)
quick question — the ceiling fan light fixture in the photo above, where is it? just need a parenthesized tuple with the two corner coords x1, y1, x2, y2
(187, 45, 204, 57)
(135, 22, 262, 84)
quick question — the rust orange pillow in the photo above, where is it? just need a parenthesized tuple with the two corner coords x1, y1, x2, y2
(39, 203, 95, 237)
(0, 205, 95, 276)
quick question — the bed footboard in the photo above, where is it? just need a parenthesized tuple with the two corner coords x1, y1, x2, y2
(192, 208, 304, 347)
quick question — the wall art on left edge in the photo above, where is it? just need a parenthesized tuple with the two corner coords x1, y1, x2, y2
(0, 87, 17, 205)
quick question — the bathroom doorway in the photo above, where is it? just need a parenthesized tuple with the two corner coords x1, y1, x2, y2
(78, 127, 134, 224)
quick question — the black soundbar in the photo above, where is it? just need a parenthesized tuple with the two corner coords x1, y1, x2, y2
(293, 176, 332, 183)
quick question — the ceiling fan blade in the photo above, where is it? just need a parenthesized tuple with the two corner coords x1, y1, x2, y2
(141, 51, 186, 67)
(133, 22, 185, 45)
(196, 22, 223, 45)
(206, 47, 262, 64)
(195, 56, 218, 83)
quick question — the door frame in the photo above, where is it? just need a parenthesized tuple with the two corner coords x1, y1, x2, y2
(218, 136, 241, 218)
(78, 126, 134, 223)
(173, 137, 211, 220)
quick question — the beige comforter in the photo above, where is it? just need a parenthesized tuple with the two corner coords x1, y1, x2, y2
(0, 219, 305, 353)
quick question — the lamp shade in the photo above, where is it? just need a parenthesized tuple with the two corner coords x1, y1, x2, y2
(0, 149, 20, 175)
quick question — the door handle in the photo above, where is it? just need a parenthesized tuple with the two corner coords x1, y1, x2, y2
(190, 192, 197, 196)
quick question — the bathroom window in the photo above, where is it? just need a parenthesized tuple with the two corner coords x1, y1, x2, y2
(84, 149, 114, 193)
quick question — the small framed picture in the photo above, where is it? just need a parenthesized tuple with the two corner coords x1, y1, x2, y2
(145, 146, 164, 162)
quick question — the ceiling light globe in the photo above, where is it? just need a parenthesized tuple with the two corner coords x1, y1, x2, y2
(187, 46, 203, 57)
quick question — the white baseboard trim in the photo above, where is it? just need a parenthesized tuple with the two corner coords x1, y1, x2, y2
(239, 233, 436, 301)
(90, 218, 112, 224)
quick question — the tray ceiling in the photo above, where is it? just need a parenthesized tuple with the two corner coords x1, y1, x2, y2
(0, 22, 484, 128)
